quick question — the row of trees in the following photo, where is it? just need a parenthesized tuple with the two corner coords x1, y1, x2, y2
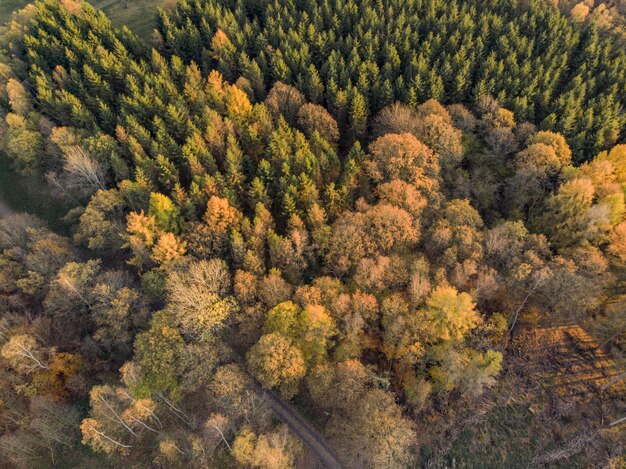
(0, 0, 624, 467)
(156, 0, 626, 160)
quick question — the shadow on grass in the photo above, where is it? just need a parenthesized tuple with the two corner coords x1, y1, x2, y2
(0, 151, 72, 234)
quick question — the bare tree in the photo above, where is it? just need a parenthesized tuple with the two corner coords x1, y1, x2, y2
(62, 145, 107, 197)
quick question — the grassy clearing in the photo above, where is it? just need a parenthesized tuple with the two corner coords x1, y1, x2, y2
(88, 0, 176, 40)
(1, 1, 174, 40)
(425, 324, 625, 468)
(443, 403, 587, 469)
(0, 0, 29, 25)
(0, 152, 73, 233)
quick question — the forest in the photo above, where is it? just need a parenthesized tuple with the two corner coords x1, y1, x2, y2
(0, 0, 624, 467)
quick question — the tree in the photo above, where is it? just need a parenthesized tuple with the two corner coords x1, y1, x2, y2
(90, 270, 147, 354)
(0, 213, 44, 250)
(539, 178, 598, 248)
(420, 285, 479, 342)
(367, 133, 439, 190)
(606, 222, 626, 267)
(427, 199, 484, 266)
(4, 114, 44, 173)
(306, 360, 369, 412)
(380, 293, 424, 364)
(203, 196, 243, 257)
(149, 193, 182, 234)
(461, 349, 503, 396)
(299, 304, 336, 366)
(1, 334, 48, 375)
(81, 385, 160, 455)
(296, 103, 340, 145)
(151, 233, 187, 267)
(354, 255, 392, 292)
(570, 3, 590, 22)
(411, 100, 464, 169)
(247, 333, 306, 398)
(125, 211, 160, 270)
(208, 363, 254, 419)
(44, 260, 101, 339)
(166, 259, 237, 340)
(258, 270, 292, 308)
(75, 189, 126, 255)
(24, 397, 80, 463)
(265, 82, 304, 124)
(595, 144, 626, 184)
(428, 346, 502, 397)
(506, 141, 568, 219)
(527, 131, 572, 166)
(233, 425, 301, 469)
(60, 145, 107, 197)
(515, 143, 565, 175)
(133, 310, 186, 397)
(211, 29, 237, 79)
(6, 79, 32, 116)
(263, 301, 302, 338)
(32, 351, 82, 400)
(363, 203, 419, 253)
(372, 102, 419, 137)
(348, 90, 368, 141)
(448, 104, 477, 131)
(408, 269, 431, 307)
(327, 388, 416, 468)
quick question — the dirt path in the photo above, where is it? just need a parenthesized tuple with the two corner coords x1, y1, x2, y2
(262, 389, 345, 469)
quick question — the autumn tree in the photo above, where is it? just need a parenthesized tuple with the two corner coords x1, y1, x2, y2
(246, 333, 306, 398)
(296, 103, 340, 145)
(265, 82, 305, 124)
(1, 334, 49, 375)
(538, 178, 599, 248)
(327, 388, 416, 468)
(367, 133, 439, 190)
(149, 193, 182, 234)
(81, 385, 160, 455)
(232, 425, 302, 469)
(165, 259, 237, 341)
(420, 285, 479, 343)
(306, 359, 369, 412)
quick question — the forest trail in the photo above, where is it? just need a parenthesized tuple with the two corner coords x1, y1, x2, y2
(261, 389, 345, 469)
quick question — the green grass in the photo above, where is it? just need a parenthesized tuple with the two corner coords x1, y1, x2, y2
(0, 0, 30, 25)
(439, 403, 586, 469)
(0, 152, 73, 233)
(89, 0, 175, 40)
(1, 0, 174, 41)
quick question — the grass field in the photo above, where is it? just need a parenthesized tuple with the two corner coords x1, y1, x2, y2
(0, 0, 30, 25)
(89, 0, 175, 40)
(1, 0, 174, 40)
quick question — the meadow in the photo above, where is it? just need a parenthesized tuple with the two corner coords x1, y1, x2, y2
(1, 0, 173, 39)
(88, 0, 175, 39)
(0, 0, 29, 25)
